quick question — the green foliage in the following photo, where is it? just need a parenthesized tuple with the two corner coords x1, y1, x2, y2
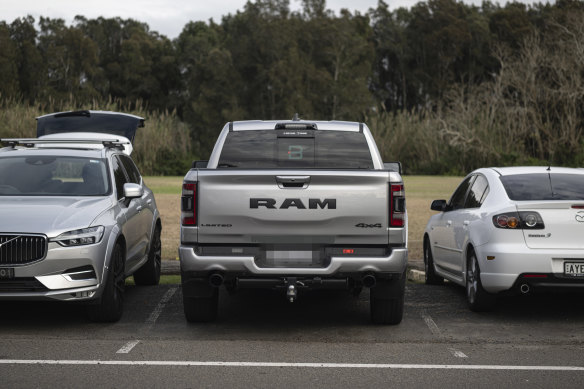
(1, 1, 584, 174)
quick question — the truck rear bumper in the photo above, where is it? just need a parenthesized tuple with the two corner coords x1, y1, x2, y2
(179, 246, 408, 275)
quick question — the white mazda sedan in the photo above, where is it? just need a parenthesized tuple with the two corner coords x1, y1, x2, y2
(423, 166, 584, 311)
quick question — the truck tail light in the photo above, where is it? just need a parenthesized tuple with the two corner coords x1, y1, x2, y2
(181, 181, 197, 226)
(390, 184, 405, 227)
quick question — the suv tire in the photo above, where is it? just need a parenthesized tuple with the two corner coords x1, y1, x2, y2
(87, 243, 125, 322)
(133, 225, 161, 286)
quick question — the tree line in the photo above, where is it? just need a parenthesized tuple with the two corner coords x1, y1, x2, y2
(1, 0, 583, 175)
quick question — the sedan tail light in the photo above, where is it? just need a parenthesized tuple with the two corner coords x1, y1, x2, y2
(181, 181, 197, 226)
(492, 212, 544, 229)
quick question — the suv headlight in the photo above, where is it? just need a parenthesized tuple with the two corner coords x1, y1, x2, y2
(52, 226, 105, 247)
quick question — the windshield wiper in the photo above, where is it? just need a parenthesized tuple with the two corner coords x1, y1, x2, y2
(217, 163, 239, 168)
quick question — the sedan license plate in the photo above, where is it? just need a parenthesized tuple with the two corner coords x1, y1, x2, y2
(0, 268, 15, 279)
(564, 262, 584, 277)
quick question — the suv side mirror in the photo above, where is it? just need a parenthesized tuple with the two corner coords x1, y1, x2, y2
(192, 160, 208, 169)
(431, 199, 448, 212)
(384, 162, 403, 175)
(124, 183, 143, 199)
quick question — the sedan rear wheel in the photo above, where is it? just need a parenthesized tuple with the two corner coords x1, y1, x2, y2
(466, 251, 495, 312)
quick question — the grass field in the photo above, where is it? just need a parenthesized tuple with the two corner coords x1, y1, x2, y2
(144, 175, 462, 262)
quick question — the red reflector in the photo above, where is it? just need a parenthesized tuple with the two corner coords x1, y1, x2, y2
(572, 205, 584, 209)
(343, 249, 354, 254)
(183, 216, 196, 226)
(523, 274, 548, 278)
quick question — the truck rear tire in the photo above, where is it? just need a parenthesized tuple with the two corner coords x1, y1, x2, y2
(370, 271, 406, 325)
(183, 287, 219, 322)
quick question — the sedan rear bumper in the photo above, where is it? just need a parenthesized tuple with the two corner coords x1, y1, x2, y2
(478, 243, 584, 293)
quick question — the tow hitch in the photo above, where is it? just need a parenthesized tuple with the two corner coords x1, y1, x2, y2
(287, 284, 297, 302)
(285, 278, 305, 303)
(235, 276, 347, 302)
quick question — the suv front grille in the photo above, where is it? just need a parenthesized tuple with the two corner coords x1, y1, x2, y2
(0, 234, 47, 266)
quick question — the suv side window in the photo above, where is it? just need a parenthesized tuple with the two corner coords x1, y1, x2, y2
(111, 156, 129, 200)
(119, 155, 141, 184)
(449, 175, 475, 211)
(465, 175, 489, 208)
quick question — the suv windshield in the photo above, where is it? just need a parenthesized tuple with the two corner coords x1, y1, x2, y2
(500, 173, 584, 200)
(217, 130, 373, 169)
(0, 156, 110, 196)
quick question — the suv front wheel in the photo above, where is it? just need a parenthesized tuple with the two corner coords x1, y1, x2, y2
(87, 243, 125, 322)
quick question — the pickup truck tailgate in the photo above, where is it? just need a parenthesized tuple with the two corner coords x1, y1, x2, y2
(195, 170, 394, 245)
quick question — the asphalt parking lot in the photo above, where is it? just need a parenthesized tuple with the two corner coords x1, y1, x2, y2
(1, 269, 584, 388)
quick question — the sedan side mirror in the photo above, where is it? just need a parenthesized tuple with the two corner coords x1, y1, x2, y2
(431, 199, 448, 212)
(124, 183, 143, 199)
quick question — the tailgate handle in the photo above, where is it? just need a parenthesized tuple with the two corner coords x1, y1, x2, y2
(276, 176, 311, 189)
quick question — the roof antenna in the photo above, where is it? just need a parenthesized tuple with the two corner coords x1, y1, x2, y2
(292, 113, 300, 121)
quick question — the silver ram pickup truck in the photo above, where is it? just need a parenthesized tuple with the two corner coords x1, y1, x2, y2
(179, 118, 408, 324)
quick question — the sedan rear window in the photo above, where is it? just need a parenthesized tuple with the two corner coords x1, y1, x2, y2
(500, 173, 584, 200)
(0, 156, 110, 196)
(217, 130, 374, 169)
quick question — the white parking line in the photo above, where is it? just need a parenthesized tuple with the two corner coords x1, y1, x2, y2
(448, 348, 468, 358)
(144, 287, 177, 330)
(114, 287, 177, 355)
(116, 340, 140, 354)
(421, 313, 442, 337)
(1, 359, 583, 371)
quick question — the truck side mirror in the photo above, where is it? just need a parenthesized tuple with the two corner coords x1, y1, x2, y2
(384, 162, 403, 175)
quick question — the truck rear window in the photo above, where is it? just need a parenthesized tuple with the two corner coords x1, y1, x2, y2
(217, 130, 373, 169)
(500, 173, 584, 200)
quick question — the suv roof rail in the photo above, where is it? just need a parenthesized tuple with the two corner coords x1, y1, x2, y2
(1, 137, 128, 151)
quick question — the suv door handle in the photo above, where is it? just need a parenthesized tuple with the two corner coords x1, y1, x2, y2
(463, 221, 470, 226)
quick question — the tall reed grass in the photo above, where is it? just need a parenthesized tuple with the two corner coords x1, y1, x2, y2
(0, 96, 194, 175)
